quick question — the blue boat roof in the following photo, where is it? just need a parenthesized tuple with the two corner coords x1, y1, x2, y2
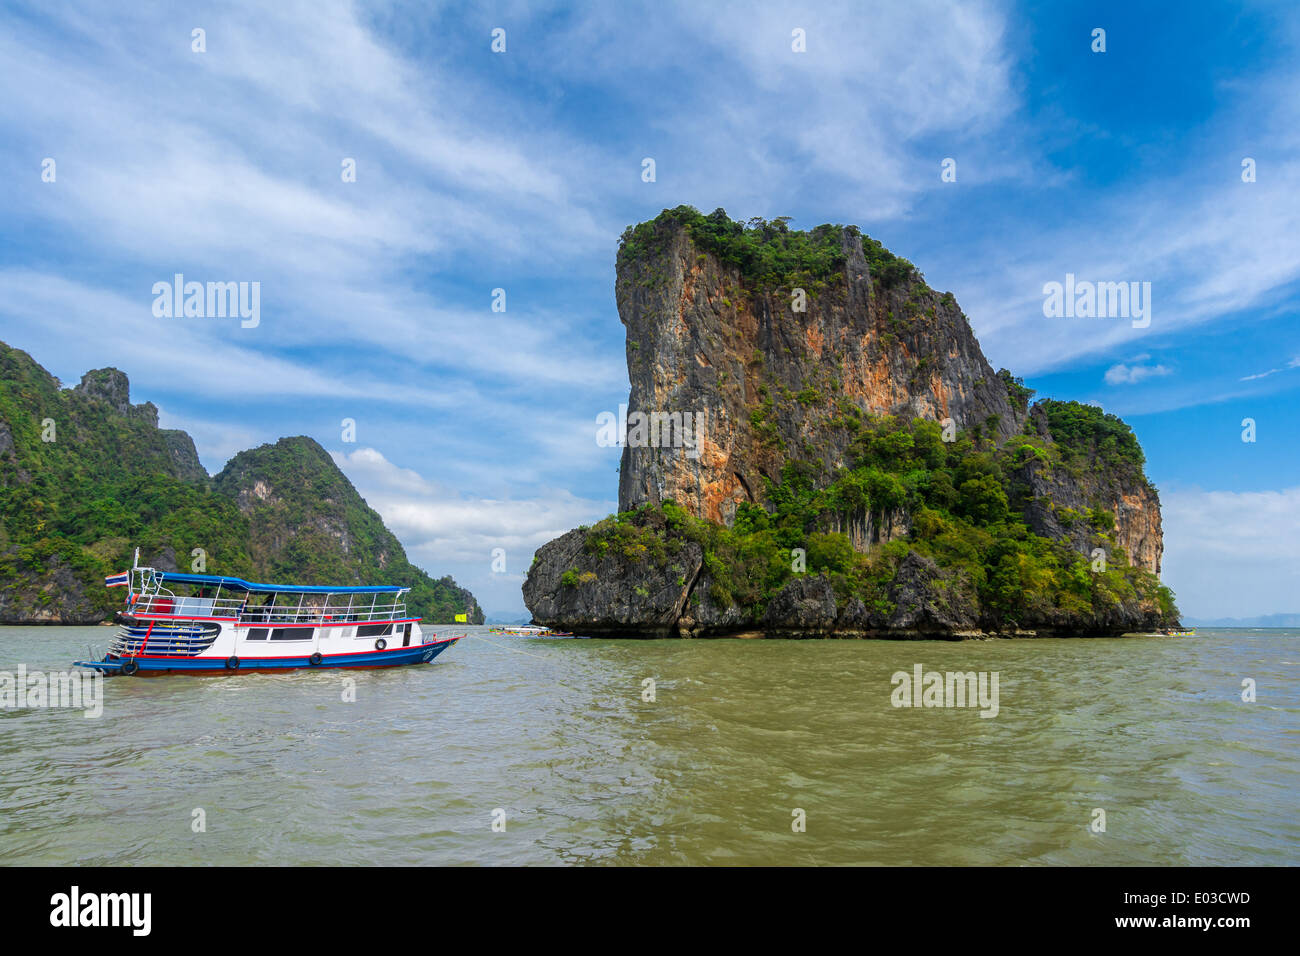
(153, 571, 407, 595)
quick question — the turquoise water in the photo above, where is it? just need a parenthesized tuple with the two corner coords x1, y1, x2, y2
(0, 625, 1296, 865)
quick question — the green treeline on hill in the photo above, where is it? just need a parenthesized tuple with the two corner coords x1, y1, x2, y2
(571, 409, 1175, 628)
(0, 342, 481, 623)
(0, 344, 240, 617)
(1039, 398, 1147, 474)
(618, 204, 922, 293)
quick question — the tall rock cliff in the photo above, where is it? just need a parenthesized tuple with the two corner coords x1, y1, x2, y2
(617, 210, 1022, 526)
(525, 208, 1176, 637)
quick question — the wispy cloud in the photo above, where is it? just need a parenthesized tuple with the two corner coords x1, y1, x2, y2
(0, 270, 470, 409)
(1162, 485, 1300, 618)
(331, 446, 615, 612)
(1240, 356, 1300, 381)
(4, 1, 1300, 612)
(1104, 355, 1172, 386)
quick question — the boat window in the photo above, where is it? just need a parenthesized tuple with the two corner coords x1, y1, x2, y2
(357, 623, 394, 638)
(246, 628, 268, 641)
(269, 628, 311, 641)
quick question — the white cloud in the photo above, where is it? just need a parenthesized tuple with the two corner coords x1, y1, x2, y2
(1161, 486, 1300, 618)
(0, 270, 468, 409)
(5, 0, 1300, 615)
(948, 69, 1300, 377)
(1104, 359, 1172, 386)
(1240, 356, 1300, 381)
(559, 0, 1019, 219)
(331, 447, 615, 612)
(0, 0, 625, 414)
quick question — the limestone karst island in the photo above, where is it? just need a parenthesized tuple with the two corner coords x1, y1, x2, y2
(0, 344, 483, 626)
(525, 207, 1178, 638)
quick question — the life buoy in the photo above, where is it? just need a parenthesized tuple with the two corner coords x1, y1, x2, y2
(375, 638, 387, 651)
(121, 659, 139, 676)
(225, 656, 240, 670)
(309, 652, 323, 665)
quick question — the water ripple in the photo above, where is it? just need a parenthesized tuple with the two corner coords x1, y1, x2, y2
(0, 626, 1296, 865)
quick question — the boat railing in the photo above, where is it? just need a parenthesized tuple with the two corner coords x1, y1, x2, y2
(126, 594, 409, 624)
(130, 594, 246, 618)
(235, 600, 409, 626)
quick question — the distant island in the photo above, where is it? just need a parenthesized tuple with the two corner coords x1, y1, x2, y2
(1184, 614, 1300, 628)
(0, 342, 482, 625)
(485, 612, 534, 626)
(525, 207, 1179, 638)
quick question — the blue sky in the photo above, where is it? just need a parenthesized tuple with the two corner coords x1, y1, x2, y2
(2, 1, 1298, 618)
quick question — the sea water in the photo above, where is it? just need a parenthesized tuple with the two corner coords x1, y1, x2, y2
(0, 626, 1295, 865)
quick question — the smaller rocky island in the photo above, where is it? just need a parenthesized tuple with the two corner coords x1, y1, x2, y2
(0, 342, 482, 625)
(524, 207, 1179, 638)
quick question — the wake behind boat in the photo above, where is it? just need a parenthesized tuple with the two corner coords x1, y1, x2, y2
(75, 555, 459, 675)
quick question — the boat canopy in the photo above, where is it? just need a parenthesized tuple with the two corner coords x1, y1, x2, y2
(148, 570, 408, 595)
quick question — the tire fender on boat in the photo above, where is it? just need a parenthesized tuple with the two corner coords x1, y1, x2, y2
(309, 652, 323, 666)
(225, 656, 240, 670)
(375, 638, 387, 651)
(121, 659, 139, 676)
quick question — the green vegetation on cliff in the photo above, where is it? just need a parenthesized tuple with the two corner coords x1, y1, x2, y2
(578, 411, 1176, 628)
(0, 344, 243, 619)
(997, 368, 1036, 415)
(619, 205, 923, 294)
(1038, 398, 1146, 474)
(619, 205, 932, 305)
(0, 342, 481, 623)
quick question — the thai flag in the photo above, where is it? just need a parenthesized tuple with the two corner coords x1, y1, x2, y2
(104, 571, 130, 588)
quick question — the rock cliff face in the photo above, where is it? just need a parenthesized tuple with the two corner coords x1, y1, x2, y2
(526, 521, 1002, 639)
(72, 367, 208, 482)
(525, 523, 703, 638)
(524, 516, 1169, 640)
(0, 553, 104, 625)
(525, 208, 1176, 638)
(1007, 403, 1163, 574)
(617, 218, 1022, 525)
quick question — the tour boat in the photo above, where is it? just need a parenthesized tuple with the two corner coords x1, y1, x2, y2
(74, 558, 459, 675)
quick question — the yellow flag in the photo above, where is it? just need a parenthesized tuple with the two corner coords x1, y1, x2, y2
(455, 613, 467, 623)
